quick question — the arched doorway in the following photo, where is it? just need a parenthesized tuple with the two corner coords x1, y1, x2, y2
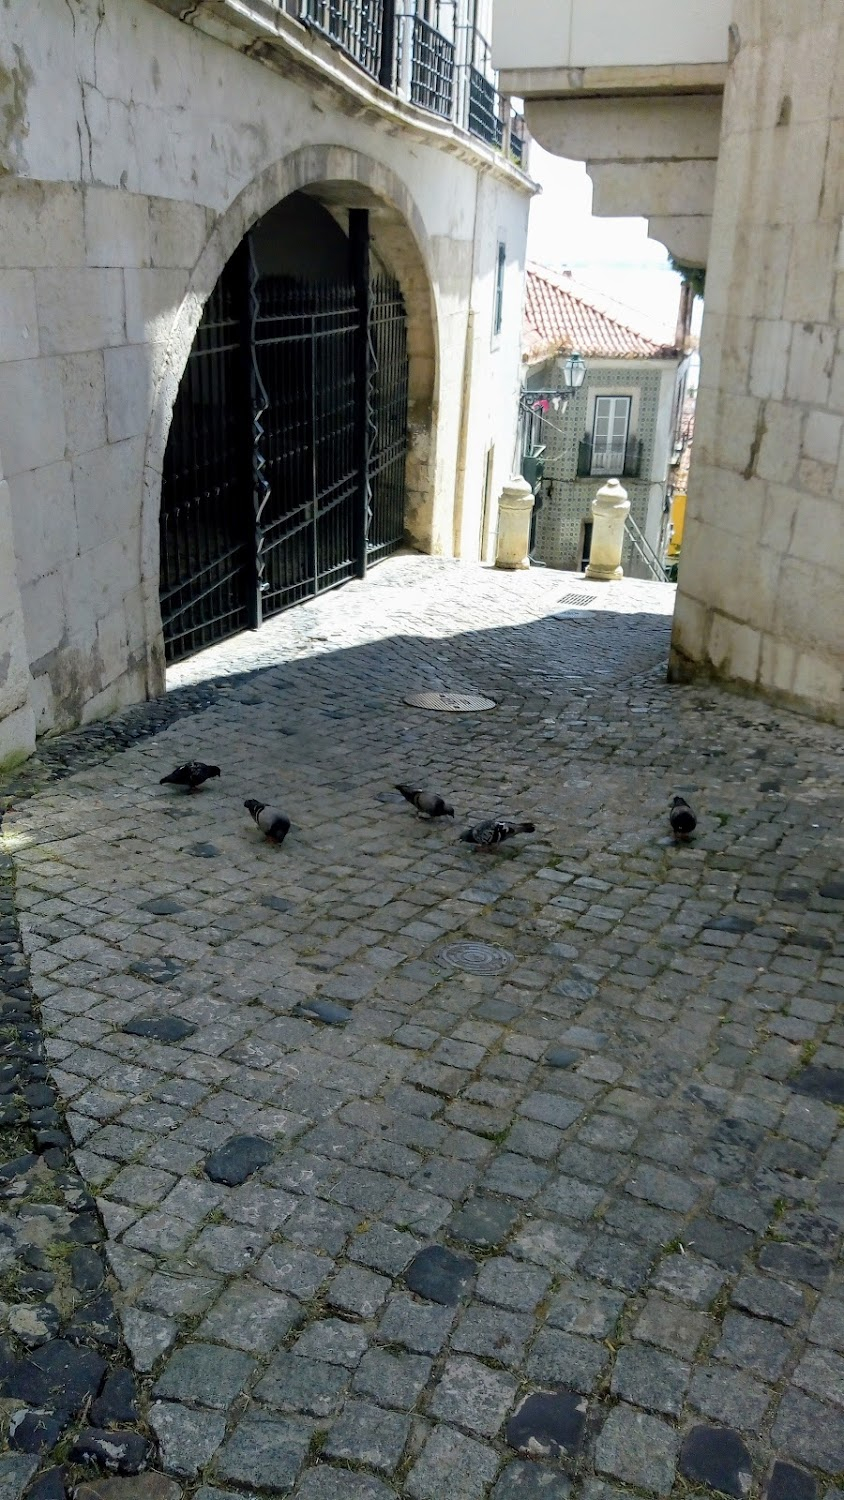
(159, 192, 410, 663)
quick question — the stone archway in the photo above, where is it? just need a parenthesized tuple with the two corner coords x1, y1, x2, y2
(140, 147, 440, 691)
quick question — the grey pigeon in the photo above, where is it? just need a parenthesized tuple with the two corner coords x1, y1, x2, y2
(395, 783, 454, 820)
(160, 761, 220, 791)
(459, 819, 535, 849)
(669, 796, 697, 840)
(245, 799, 291, 845)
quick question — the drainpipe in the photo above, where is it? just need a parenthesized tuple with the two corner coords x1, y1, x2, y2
(451, 308, 476, 557)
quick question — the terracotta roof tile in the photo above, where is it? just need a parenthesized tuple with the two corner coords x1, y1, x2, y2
(523, 262, 680, 363)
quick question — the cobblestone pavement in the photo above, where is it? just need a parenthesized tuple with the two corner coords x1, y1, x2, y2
(2, 555, 844, 1500)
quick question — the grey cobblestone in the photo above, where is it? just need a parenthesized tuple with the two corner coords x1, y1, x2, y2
(3, 557, 844, 1497)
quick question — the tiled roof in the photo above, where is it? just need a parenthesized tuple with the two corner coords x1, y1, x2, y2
(523, 262, 680, 363)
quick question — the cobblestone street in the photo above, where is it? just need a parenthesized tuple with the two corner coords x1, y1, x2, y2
(2, 554, 844, 1500)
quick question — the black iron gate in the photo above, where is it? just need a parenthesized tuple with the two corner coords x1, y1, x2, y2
(159, 226, 409, 663)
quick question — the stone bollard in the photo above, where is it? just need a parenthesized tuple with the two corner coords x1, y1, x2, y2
(495, 475, 535, 570)
(585, 477, 630, 582)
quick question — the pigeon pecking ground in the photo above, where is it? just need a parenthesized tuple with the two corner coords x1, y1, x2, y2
(0, 554, 843, 1500)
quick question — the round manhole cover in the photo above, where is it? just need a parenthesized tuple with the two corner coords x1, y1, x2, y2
(404, 691, 496, 713)
(438, 941, 514, 975)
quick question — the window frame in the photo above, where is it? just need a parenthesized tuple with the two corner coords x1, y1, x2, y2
(493, 240, 506, 339)
(590, 393, 632, 477)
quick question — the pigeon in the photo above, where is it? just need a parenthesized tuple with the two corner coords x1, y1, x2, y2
(395, 784, 454, 820)
(160, 761, 221, 791)
(245, 799, 291, 845)
(669, 796, 697, 840)
(459, 819, 535, 849)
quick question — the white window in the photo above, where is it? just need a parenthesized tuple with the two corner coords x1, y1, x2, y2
(591, 395, 631, 475)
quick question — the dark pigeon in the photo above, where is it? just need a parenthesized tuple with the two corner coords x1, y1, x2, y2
(670, 795, 697, 840)
(395, 783, 454, 819)
(245, 799, 291, 845)
(459, 819, 535, 849)
(160, 761, 221, 791)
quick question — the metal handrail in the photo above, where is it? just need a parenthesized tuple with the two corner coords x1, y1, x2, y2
(625, 512, 668, 582)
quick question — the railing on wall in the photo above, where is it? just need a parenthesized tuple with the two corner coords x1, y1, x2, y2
(409, 14, 455, 118)
(298, 0, 385, 78)
(292, 0, 523, 160)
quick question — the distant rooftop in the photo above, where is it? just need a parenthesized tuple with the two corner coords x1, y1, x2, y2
(524, 262, 680, 363)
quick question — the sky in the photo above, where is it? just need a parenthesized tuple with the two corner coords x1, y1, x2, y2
(525, 143, 703, 347)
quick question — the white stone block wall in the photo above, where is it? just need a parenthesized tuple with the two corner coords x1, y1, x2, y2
(0, 0, 531, 742)
(671, 0, 844, 724)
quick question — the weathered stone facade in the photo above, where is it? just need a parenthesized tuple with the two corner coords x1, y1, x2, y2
(0, 0, 532, 754)
(669, 2, 844, 724)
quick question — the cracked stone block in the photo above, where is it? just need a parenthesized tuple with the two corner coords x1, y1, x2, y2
(8, 1409, 64, 1454)
(610, 1344, 689, 1417)
(292, 1317, 369, 1368)
(323, 1398, 411, 1473)
(405, 1245, 477, 1305)
(505, 1389, 587, 1459)
(766, 1461, 817, 1500)
(449, 1197, 520, 1249)
(128, 958, 182, 985)
(70, 1430, 152, 1476)
(679, 1425, 753, 1500)
(688, 1363, 773, 1431)
(451, 1304, 534, 1368)
(203, 1135, 273, 1186)
(406, 1424, 500, 1500)
(545, 1279, 625, 1339)
(188, 1225, 267, 1274)
(352, 1348, 432, 1410)
(493, 1463, 572, 1497)
(378, 1294, 455, 1354)
(255, 1243, 334, 1300)
(475, 1257, 552, 1314)
(197, 1279, 302, 1352)
(526, 1330, 609, 1394)
(651, 1253, 726, 1309)
(633, 1296, 710, 1358)
(429, 1356, 518, 1437)
(148, 1401, 226, 1477)
(327, 1264, 391, 1318)
(153, 1343, 256, 1408)
(214, 1412, 314, 1491)
(595, 1405, 680, 1495)
(254, 1352, 349, 1417)
(120, 1309, 177, 1374)
(715, 1313, 792, 1381)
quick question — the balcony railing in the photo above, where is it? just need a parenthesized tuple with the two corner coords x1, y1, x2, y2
(292, 2, 523, 162)
(577, 436, 643, 480)
(299, 0, 384, 79)
(409, 14, 455, 119)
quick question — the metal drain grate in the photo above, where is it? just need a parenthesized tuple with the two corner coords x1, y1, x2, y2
(438, 940, 514, 975)
(404, 691, 496, 713)
(557, 594, 596, 607)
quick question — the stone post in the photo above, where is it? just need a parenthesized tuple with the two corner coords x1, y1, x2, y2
(495, 475, 535, 571)
(585, 477, 630, 582)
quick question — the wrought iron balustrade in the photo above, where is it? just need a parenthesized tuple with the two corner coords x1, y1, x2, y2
(467, 64, 503, 147)
(577, 435, 643, 480)
(409, 14, 455, 118)
(298, 0, 384, 77)
(509, 111, 527, 166)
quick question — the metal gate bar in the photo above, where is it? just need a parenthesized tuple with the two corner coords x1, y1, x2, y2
(160, 238, 410, 662)
(159, 256, 251, 662)
(368, 274, 409, 562)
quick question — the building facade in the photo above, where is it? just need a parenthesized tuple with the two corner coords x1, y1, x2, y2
(522, 265, 685, 578)
(0, 0, 533, 761)
(494, 0, 844, 725)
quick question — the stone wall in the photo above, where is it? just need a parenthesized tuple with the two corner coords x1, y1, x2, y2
(670, 0, 844, 724)
(0, 0, 531, 739)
